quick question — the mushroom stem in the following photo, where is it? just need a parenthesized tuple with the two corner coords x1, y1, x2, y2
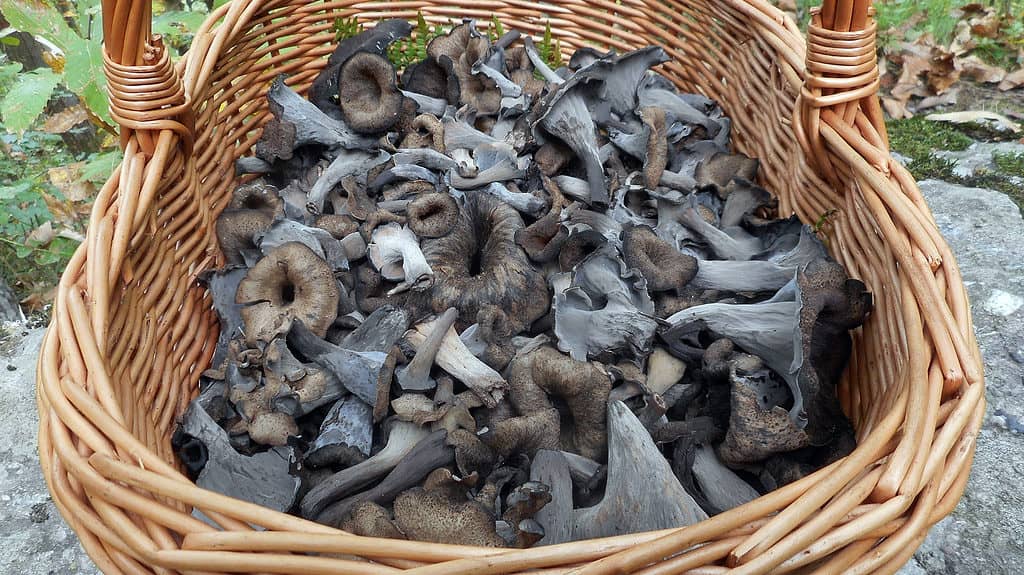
(317, 430, 455, 526)
(405, 315, 508, 407)
(396, 308, 459, 391)
(300, 420, 430, 519)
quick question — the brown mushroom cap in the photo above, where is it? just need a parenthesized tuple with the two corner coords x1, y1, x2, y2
(534, 140, 572, 177)
(248, 412, 299, 446)
(694, 151, 759, 195)
(407, 193, 459, 238)
(402, 57, 460, 104)
(421, 192, 549, 331)
(515, 212, 567, 263)
(400, 114, 445, 151)
(621, 225, 697, 291)
(718, 354, 810, 466)
(342, 501, 407, 539)
(236, 241, 340, 345)
(558, 229, 606, 272)
(229, 181, 285, 215)
(505, 46, 547, 100)
(508, 346, 612, 461)
(314, 214, 360, 239)
(339, 51, 404, 134)
(426, 23, 501, 115)
(392, 468, 506, 547)
(216, 209, 274, 265)
(639, 106, 668, 190)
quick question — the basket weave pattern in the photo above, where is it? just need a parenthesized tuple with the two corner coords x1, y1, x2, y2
(36, 0, 985, 573)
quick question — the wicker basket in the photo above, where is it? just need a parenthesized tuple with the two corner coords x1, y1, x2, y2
(36, 0, 985, 572)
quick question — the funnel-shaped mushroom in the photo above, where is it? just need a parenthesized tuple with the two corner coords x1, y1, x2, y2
(338, 51, 404, 134)
(553, 244, 658, 361)
(368, 223, 435, 295)
(422, 192, 549, 332)
(216, 209, 273, 266)
(236, 242, 340, 346)
(497, 346, 613, 460)
(287, 321, 390, 408)
(530, 402, 707, 544)
(534, 82, 606, 207)
(309, 19, 413, 115)
(267, 76, 377, 151)
(407, 192, 459, 238)
(621, 224, 697, 292)
(662, 259, 871, 441)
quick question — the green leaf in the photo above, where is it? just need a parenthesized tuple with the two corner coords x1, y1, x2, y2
(35, 249, 61, 266)
(62, 36, 111, 125)
(80, 150, 122, 183)
(0, 36, 21, 46)
(14, 244, 33, 259)
(0, 0, 80, 54)
(1, 0, 112, 126)
(153, 10, 210, 38)
(0, 181, 33, 200)
(0, 69, 61, 134)
(0, 62, 23, 88)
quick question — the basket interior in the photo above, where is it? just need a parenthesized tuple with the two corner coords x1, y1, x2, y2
(110, 0, 903, 470)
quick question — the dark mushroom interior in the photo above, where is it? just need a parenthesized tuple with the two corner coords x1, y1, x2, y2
(182, 17, 872, 547)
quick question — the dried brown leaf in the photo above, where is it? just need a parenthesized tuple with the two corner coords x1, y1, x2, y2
(881, 97, 912, 120)
(956, 55, 1006, 84)
(48, 164, 96, 202)
(27, 221, 55, 245)
(997, 68, 1024, 91)
(42, 105, 90, 134)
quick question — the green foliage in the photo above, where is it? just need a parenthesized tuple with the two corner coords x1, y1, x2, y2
(886, 116, 972, 157)
(537, 21, 563, 70)
(386, 12, 446, 70)
(154, 10, 211, 54)
(0, 0, 111, 127)
(489, 16, 505, 42)
(0, 68, 60, 134)
(0, 130, 84, 296)
(993, 151, 1024, 177)
(333, 16, 364, 42)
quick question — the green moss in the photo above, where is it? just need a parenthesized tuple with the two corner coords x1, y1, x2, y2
(886, 117, 972, 158)
(993, 151, 1024, 177)
(885, 117, 972, 181)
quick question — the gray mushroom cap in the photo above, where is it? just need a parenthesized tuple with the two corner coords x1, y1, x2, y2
(553, 243, 658, 361)
(339, 51, 405, 134)
(309, 19, 413, 115)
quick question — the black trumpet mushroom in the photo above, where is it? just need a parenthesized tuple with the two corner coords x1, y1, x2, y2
(192, 17, 875, 551)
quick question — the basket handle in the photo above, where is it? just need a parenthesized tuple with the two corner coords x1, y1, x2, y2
(798, 0, 890, 177)
(101, 0, 192, 155)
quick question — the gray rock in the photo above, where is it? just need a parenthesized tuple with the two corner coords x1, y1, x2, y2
(897, 180, 1024, 575)
(935, 141, 1024, 181)
(0, 276, 23, 323)
(0, 327, 100, 575)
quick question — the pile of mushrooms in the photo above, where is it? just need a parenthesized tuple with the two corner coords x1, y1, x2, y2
(177, 18, 873, 546)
